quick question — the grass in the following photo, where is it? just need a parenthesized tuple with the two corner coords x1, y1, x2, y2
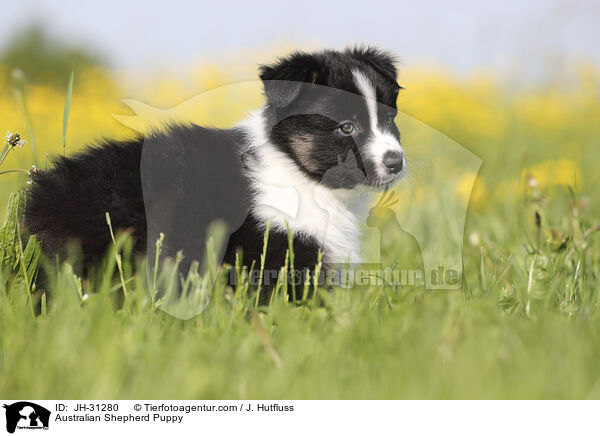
(0, 60, 600, 399)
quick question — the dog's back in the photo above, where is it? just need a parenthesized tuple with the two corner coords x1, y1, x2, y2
(25, 137, 146, 267)
(24, 124, 254, 275)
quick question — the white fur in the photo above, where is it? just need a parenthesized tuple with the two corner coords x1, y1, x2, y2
(236, 110, 370, 264)
(352, 69, 406, 180)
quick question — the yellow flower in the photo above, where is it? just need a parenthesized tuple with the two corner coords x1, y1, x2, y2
(521, 159, 582, 191)
(454, 172, 487, 209)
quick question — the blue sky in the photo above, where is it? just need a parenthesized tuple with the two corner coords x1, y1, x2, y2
(1, 0, 598, 75)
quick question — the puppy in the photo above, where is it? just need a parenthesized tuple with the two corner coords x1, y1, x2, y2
(24, 46, 405, 297)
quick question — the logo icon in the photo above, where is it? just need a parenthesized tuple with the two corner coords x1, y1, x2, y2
(3, 402, 50, 434)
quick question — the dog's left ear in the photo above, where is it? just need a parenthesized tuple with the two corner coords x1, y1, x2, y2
(259, 51, 328, 109)
(347, 46, 403, 90)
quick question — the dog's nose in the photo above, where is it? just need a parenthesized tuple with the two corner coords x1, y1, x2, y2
(383, 151, 404, 174)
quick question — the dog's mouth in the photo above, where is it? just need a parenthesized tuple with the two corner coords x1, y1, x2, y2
(318, 152, 407, 191)
(362, 166, 407, 190)
(355, 151, 407, 190)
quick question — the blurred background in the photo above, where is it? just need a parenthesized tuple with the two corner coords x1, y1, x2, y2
(2, 0, 600, 76)
(0, 0, 599, 219)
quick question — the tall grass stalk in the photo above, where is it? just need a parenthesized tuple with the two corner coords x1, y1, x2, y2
(254, 221, 270, 309)
(62, 63, 75, 155)
(13, 75, 38, 166)
(105, 212, 129, 298)
(285, 222, 296, 302)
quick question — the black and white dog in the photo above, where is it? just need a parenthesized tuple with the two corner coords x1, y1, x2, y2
(25, 46, 405, 295)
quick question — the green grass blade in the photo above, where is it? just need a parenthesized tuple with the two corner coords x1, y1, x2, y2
(14, 82, 37, 166)
(62, 63, 76, 155)
(0, 169, 29, 176)
(0, 142, 11, 168)
(255, 221, 270, 308)
(0, 192, 24, 267)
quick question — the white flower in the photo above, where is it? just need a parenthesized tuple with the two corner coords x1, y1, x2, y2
(527, 175, 539, 188)
(5, 131, 26, 148)
(469, 232, 481, 247)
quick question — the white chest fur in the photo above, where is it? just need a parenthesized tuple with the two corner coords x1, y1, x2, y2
(237, 111, 370, 264)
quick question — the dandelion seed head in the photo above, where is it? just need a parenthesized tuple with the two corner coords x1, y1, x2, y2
(527, 175, 539, 188)
(11, 68, 26, 86)
(28, 165, 39, 178)
(469, 232, 481, 247)
(5, 131, 26, 148)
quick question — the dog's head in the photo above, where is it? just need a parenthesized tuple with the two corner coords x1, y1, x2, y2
(260, 46, 405, 189)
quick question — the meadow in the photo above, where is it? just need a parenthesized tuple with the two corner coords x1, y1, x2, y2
(0, 54, 599, 398)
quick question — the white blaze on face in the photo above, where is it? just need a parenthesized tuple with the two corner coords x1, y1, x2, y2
(352, 69, 405, 179)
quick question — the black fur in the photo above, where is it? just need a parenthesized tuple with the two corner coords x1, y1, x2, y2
(25, 138, 146, 268)
(24, 125, 320, 299)
(223, 214, 320, 289)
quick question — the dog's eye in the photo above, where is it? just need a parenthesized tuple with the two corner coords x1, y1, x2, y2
(338, 122, 356, 136)
(387, 112, 396, 123)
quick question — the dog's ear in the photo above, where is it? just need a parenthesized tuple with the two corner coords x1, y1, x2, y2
(346, 46, 402, 90)
(259, 52, 328, 109)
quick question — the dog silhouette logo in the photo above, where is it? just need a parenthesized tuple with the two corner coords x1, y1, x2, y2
(367, 190, 424, 282)
(3, 402, 50, 433)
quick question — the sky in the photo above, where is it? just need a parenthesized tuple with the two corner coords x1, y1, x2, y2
(1, 0, 599, 76)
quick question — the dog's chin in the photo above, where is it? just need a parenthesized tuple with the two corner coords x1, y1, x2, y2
(361, 170, 406, 192)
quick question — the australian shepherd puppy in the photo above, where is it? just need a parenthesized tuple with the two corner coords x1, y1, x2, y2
(24, 46, 405, 296)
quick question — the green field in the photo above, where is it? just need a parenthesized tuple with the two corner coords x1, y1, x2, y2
(1, 53, 600, 399)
